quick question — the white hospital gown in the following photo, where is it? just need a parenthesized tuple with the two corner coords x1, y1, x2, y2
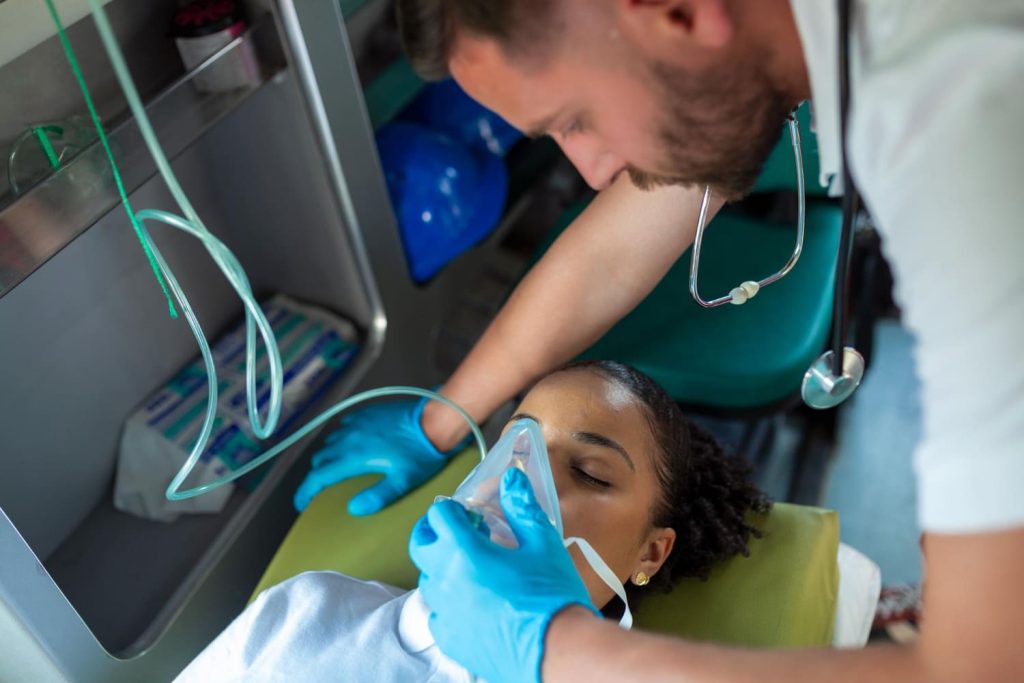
(174, 571, 473, 683)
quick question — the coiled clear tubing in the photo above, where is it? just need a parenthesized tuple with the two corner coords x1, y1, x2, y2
(45, 0, 486, 502)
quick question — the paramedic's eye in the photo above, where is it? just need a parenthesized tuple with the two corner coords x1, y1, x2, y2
(561, 118, 584, 137)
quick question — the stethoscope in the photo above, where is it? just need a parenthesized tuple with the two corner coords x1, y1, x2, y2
(689, 0, 865, 410)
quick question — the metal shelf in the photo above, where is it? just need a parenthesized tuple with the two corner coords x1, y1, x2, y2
(0, 2, 398, 678)
(0, 13, 287, 297)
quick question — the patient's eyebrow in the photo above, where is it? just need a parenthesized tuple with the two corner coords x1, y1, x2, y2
(508, 414, 635, 471)
(572, 431, 635, 472)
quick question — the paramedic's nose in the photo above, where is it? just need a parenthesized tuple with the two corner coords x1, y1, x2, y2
(557, 135, 626, 191)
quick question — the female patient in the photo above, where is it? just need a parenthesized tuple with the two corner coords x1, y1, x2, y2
(176, 360, 770, 682)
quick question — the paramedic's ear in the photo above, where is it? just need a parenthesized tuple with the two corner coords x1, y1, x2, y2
(615, 0, 734, 60)
(635, 526, 676, 581)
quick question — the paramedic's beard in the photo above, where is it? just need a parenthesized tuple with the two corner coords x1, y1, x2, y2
(628, 59, 794, 200)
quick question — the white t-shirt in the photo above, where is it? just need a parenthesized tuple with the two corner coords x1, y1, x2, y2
(174, 572, 473, 683)
(789, 0, 1024, 534)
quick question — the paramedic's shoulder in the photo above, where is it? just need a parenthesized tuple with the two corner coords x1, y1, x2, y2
(849, 1, 1024, 533)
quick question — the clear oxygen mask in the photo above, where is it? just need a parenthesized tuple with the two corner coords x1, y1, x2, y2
(446, 417, 634, 629)
(448, 418, 561, 547)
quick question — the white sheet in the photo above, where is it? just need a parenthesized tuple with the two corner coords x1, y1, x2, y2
(832, 543, 882, 648)
(177, 543, 880, 680)
(174, 571, 472, 683)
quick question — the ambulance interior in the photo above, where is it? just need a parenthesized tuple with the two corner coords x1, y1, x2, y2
(0, 1, 918, 680)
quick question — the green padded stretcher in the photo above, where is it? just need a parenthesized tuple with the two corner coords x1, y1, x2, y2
(253, 449, 839, 648)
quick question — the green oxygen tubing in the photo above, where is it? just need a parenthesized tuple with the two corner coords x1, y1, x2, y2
(44, 0, 488, 501)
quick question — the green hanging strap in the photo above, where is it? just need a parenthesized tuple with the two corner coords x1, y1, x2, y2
(32, 126, 61, 169)
(43, 0, 177, 319)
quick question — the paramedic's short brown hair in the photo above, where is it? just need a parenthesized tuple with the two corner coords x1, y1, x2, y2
(396, 0, 562, 80)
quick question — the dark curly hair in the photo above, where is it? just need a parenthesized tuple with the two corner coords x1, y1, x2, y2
(556, 360, 772, 598)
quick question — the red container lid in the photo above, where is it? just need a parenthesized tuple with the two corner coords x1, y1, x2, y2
(172, 0, 244, 38)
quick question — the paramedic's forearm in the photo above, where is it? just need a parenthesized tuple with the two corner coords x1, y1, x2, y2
(544, 529, 1024, 683)
(422, 177, 720, 449)
(545, 610, 920, 682)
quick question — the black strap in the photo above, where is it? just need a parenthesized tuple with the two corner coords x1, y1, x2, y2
(831, 0, 860, 377)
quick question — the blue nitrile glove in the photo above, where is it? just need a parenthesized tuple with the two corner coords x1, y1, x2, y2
(409, 468, 600, 683)
(293, 398, 462, 516)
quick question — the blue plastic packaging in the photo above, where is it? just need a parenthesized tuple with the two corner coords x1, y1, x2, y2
(402, 79, 523, 156)
(376, 122, 508, 283)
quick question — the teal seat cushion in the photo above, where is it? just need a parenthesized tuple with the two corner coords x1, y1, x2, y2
(751, 103, 828, 196)
(254, 450, 839, 648)
(536, 201, 842, 409)
(585, 204, 842, 408)
(528, 104, 839, 409)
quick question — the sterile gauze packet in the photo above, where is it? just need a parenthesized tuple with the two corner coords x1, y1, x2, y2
(448, 418, 563, 547)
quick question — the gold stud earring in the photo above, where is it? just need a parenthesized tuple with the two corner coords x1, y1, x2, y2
(633, 571, 650, 587)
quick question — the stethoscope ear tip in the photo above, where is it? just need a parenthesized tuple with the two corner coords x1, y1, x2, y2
(801, 347, 865, 409)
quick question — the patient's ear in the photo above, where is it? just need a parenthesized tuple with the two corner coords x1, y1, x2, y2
(634, 527, 676, 583)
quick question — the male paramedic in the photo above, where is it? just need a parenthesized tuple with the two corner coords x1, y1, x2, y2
(294, 1, 1024, 680)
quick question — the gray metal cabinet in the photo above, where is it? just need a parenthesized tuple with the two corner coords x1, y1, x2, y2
(0, 1, 518, 679)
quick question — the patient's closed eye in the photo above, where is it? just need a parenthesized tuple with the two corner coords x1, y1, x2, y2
(572, 464, 611, 489)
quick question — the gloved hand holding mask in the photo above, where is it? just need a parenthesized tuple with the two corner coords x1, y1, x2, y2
(447, 418, 562, 548)
(293, 398, 466, 516)
(410, 418, 632, 683)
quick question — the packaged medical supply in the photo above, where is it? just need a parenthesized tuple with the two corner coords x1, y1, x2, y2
(114, 295, 359, 522)
(376, 122, 508, 283)
(402, 79, 523, 157)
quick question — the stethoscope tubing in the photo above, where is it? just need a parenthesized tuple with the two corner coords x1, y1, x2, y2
(832, 0, 859, 378)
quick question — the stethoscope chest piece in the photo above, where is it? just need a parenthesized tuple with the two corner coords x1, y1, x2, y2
(801, 347, 865, 409)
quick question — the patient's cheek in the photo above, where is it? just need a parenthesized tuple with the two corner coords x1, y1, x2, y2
(558, 503, 581, 538)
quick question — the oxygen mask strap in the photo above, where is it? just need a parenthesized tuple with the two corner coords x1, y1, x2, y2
(564, 536, 633, 630)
